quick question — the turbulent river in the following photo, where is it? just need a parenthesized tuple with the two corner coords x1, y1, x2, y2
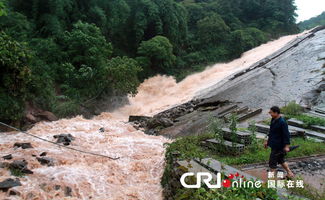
(0, 32, 304, 200)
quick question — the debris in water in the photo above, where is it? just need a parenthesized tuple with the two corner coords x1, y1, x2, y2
(9, 160, 33, 174)
(99, 127, 105, 132)
(2, 154, 12, 160)
(53, 134, 75, 145)
(36, 157, 54, 166)
(39, 152, 47, 157)
(13, 142, 33, 149)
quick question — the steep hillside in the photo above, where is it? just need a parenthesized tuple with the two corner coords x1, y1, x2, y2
(299, 11, 325, 31)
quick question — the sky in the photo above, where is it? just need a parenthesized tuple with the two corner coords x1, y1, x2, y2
(295, 0, 325, 22)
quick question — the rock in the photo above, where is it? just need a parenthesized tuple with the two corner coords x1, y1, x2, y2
(128, 115, 152, 122)
(25, 113, 37, 123)
(0, 162, 9, 168)
(147, 117, 174, 129)
(99, 128, 105, 133)
(2, 154, 12, 160)
(0, 178, 21, 191)
(13, 142, 33, 149)
(53, 134, 75, 145)
(36, 111, 58, 121)
(39, 152, 47, 157)
(9, 160, 33, 174)
(36, 157, 54, 166)
(64, 186, 72, 197)
(54, 185, 61, 190)
(145, 129, 158, 136)
(8, 189, 20, 196)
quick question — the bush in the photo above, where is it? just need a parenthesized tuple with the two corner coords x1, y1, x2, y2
(281, 101, 303, 116)
(53, 100, 80, 118)
(0, 32, 32, 121)
(137, 36, 176, 74)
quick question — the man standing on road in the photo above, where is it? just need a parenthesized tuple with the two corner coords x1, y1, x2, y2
(264, 106, 294, 178)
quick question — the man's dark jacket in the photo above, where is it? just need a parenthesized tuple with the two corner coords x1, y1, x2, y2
(267, 116, 290, 150)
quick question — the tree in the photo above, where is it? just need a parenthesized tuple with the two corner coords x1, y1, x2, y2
(57, 21, 113, 99)
(0, 32, 32, 121)
(137, 35, 176, 74)
(105, 56, 142, 95)
(231, 27, 266, 56)
(197, 14, 230, 46)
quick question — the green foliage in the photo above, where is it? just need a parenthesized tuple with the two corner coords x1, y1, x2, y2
(0, 0, 300, 122)
(290, 114, 325, 128)
(105, 56, 142, 95)
(281, 101, 303, 116)
(208, 116, 223, 139)
(197, 13, 230, 45)
(299, 11, 325, 31)
(53, 99, 80, 118)
(10, 168, 25, 177)
(231, 27, 267, 56)
(248, 121, 258, 153)
(174, 184, 279, 200)
(137, 36, 176, 75)
(217, 137, 325, 165)
(0, 32, 32, 121)
(0, 0, 6, 16)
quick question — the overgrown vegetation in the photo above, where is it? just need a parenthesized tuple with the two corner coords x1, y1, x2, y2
(0, 0, 299, 123)
(216, 137, 325, 166)
(174, 184, 280, 200)
(281, 101, 325, 128)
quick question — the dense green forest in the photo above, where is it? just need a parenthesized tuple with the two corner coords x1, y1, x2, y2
(0, 0, 298, 123)
(299, 11, 325, 31)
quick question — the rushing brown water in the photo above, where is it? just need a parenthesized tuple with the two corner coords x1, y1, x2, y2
(0, 32, 305, 200)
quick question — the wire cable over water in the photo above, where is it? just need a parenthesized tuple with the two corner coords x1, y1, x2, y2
(0, 121, 120, 160)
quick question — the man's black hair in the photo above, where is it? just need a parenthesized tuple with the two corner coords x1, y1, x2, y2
(270, 106, 281, 114)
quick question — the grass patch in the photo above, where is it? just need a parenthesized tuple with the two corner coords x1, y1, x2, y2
(213, 137, 325, 166)
(9, 168, 25, 177)
(288, 114, 325, 128)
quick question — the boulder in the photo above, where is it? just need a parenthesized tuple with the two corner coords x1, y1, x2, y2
(9, 160, 33, 174)
(39, 152, 47, 157)
(36, 111, 58, 121)
(25, 113, 37, 123)
(13, 142, 33, 149)
(9, 189, 21, 196)
(128, 115, 152, 122)
(147, 117, 173, 129)
(53, 134, 75, 145)
(36, 157, 54, 166)
(2, 154, 12, 160)
(0, 178, 21, 191)
(0, 162, 9, 168)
